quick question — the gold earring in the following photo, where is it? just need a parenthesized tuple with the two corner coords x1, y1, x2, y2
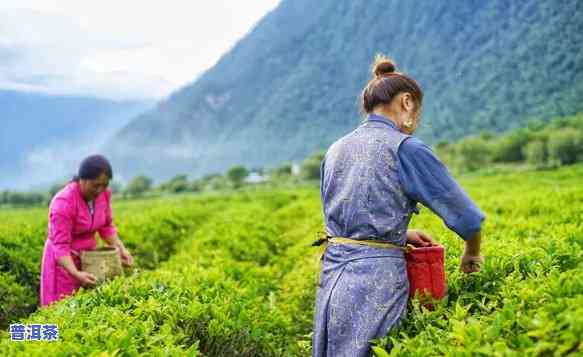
(403, 119, 413, 128)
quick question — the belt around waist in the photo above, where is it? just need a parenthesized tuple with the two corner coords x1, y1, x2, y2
(312, 236, 414, 253)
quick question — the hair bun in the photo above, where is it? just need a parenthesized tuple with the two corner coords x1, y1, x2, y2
(372, 54, 397, 78)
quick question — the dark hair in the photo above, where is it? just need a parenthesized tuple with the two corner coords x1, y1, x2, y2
(361, 54, 423, 114)
(73, 155, 113, 181)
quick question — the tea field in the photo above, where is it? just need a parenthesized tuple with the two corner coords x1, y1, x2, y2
(1, 165, 582, 356)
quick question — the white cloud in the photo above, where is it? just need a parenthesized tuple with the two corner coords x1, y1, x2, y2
(0, 0, 280, 100)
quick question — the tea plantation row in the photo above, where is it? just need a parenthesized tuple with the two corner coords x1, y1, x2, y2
(1, 166, 582, 356)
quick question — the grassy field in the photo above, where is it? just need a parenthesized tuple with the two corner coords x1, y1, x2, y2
(1, 165, 582, 356)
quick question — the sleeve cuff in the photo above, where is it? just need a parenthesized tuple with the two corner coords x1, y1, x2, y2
(452, 212, 486, 241)
(98, 227, 117, 239)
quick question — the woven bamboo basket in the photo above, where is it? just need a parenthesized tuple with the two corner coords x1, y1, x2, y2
(80, 246, 123, 284)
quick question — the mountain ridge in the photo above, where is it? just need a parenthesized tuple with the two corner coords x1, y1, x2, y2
(107, 0, 583, 181)
(0, 89, 153, 189)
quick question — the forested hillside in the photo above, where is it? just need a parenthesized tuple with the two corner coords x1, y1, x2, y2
(108, 0, 583, 181)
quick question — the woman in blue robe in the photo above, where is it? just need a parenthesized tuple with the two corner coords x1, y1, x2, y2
(312, 56, 486, 357)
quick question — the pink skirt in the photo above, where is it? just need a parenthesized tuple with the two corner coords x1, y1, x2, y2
(40, 237, 96, 307)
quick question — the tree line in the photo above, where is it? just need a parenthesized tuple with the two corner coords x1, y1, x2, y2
(2, 113, 581, 207)
(0, 153, 324, 207)
(435, 113, 583, 172)
(120, 153, 324, 197)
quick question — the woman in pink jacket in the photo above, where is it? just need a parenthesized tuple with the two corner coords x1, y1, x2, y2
(40, 155, 134, 307)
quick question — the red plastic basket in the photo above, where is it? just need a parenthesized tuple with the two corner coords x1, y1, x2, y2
(406, 245, 447, 302)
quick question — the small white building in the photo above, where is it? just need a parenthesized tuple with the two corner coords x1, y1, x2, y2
(245, 172, 269, 184)
(291, 162, 301, 176)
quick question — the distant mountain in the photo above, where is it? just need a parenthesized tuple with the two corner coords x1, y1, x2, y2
(108, 0, 583, 182)
(0, 90, 153, 190)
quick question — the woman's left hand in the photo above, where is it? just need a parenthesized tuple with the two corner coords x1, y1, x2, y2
(119, 247, 134, 267)
(406, 230, 434, 247)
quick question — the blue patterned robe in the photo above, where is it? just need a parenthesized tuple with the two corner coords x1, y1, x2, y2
(312, 114, 485, 356)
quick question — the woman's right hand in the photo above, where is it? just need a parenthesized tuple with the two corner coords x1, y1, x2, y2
(58, 255, 98, 286)
(73, 271, 98, 287)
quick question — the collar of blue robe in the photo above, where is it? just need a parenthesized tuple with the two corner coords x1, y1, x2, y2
(366, 113, 400, 131)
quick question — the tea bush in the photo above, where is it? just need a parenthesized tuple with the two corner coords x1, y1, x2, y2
(1, 166, 582, 356)
(0, 194, 229, 329)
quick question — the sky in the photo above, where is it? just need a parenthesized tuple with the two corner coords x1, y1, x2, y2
(0, 0, 281, 100)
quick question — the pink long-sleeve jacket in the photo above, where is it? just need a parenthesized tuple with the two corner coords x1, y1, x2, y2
(40, 181, 117, 306)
